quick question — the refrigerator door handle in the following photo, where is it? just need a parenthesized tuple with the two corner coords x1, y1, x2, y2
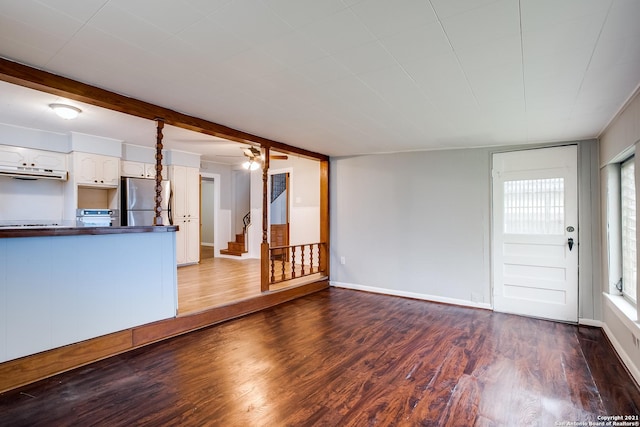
(168, 190, 173, 225)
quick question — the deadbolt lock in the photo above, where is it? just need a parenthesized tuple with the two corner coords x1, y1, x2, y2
(566, 226, 575, 232)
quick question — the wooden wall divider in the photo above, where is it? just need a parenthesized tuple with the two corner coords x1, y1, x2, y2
(0, 280, 329, 394)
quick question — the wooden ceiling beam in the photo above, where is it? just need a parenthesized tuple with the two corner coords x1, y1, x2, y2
(0, 57, 329, 162)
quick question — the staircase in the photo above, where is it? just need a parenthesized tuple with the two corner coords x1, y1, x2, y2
(220, 233, 247, 256)
(221, 212, 250, 257)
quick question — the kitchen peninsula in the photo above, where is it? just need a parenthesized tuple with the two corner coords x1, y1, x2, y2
(0, 225, 178, 364)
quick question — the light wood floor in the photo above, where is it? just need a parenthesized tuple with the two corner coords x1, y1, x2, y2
(177, 256, 262, 315)
(178, 247, 324, 315)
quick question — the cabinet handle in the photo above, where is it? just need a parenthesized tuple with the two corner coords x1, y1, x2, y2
(22, 163, 27, 166)
(31, 163, 35, 167)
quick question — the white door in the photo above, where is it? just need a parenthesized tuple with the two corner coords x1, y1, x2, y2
(492, 145, 578, 322)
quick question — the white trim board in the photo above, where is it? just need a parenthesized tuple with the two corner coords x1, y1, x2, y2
(330, 281, 492, 310)
(602, 322, 640, 387)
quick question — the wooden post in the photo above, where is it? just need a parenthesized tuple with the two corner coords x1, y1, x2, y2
(154, 119, 165, 226)
(319, 160, 329, 276)
(260, 145, 271, 292)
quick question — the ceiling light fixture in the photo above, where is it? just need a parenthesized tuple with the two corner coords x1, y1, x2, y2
(242, 160, 261, 171)
(49, 103, 82, 120)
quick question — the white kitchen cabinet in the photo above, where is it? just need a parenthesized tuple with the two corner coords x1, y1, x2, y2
(121, 160, 167, 180)
(170, 165, 200, 265)
(175, 217, 200, 265)
(0, 145, 66, 170)
(74, 152, 119, 187)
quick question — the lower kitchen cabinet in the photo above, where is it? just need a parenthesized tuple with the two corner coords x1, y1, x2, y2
(176, 217, 199, 265)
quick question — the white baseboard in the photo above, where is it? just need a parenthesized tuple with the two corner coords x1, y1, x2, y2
(578, 318, 603, 327)
(330, 281, 492, 310)
(602, 322, 640, 386)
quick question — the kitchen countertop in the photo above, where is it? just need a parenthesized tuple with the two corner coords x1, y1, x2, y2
(0, 225, 179, 238)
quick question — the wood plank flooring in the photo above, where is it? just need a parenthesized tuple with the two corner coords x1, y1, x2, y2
(177, 257, 262, 314)
(178, 254, 326, 315)
(1, 288, 638, 426)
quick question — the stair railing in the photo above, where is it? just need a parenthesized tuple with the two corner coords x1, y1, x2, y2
(268, 242, 327, 284)
(242, 211, 250, 251)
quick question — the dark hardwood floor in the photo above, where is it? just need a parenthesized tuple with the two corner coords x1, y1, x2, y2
(1, 288, 638, 426)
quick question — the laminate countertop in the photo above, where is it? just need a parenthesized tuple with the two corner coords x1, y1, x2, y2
(0, 225, 178, 238)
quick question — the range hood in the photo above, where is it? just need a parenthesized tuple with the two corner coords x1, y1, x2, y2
(0, 165, 68, 180)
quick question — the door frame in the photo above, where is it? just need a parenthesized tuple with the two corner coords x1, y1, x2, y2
(200, 172, 221, 257)
(490, 144, 580, 322)
(268, 167, 293, 244)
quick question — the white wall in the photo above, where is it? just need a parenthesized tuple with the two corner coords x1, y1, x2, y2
(330, 149, 492, 307)
(330, 142, 601, 313)
(201, 178, 215, 245)
(0, 123, 68, 153)
(599, 89, 640, 385)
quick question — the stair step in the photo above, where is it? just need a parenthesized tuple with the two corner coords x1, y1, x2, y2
(227, 242, 246, 252)
(220, 249, 245, 256)
(235, 234, 245, 244)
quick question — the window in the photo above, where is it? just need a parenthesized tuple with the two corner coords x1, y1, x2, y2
(503, 178, 565, 235)
(621, 158, 637, 304)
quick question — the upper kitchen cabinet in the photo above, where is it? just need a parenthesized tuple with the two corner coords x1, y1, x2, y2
(0, 145, 66, 171)
(121, 160, 167, 180)
(74, 152, 119, 187)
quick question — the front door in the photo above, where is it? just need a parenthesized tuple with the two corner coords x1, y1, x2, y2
(492, 145, 578, 322)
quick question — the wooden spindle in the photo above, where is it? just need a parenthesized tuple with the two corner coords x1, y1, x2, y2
(291, 246, 296, 279)
(153, 118, 164, 225)
(301, 244, 306, 276)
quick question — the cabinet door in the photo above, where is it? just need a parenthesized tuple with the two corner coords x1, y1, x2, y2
(171, 165, 187, 218)
(185, 218, 200, 263)
(0, 145, 28, 167)
(76, 153, 99, 184)
(31, 151, 66, 170)
(101, 157, 120, 186)
(185, 167, 200, 218)
(145, 163, 167, 180)
(121, 161, 146, 178)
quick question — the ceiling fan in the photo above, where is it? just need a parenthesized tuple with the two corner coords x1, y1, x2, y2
(242, 146, 288, 170)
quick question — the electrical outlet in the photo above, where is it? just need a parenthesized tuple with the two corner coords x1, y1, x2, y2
(340, 256, 346, 265)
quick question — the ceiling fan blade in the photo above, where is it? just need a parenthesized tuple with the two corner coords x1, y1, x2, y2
(270, 155, 288, 160)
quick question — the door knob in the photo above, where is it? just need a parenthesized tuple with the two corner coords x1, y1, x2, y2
(568, 237, 574, 251)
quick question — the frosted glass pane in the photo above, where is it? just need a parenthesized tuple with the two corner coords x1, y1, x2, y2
(504, 178, 564, 234)
(621, 159, 636, 303)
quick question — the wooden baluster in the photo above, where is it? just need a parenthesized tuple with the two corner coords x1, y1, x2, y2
(318, 243, 322, 275)
(281, 248, 286, 282)
(270, 250, 275, 284)
(291, 246, 296, 279)
(310, 244, 315, 274)
(301, 244, 306, 276)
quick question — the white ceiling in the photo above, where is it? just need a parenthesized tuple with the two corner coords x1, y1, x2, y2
(1, 0, 639, 160)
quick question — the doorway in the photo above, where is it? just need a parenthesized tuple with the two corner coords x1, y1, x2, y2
(270, 172, 290, 260)
(492, 145, 578, 322)
(201, 178, 215, 259)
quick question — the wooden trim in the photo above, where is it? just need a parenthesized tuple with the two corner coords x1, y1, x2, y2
(0, 57, 329, 162)
(0, 280, 329, 394)
(261, 242, 270, 292)
(319, 160, 330, 275)
(0, 331, 132, 394)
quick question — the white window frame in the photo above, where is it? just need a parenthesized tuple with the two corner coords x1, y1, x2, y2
(620, 156, 637, 305)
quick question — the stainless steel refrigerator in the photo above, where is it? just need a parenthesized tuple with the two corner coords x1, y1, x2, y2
(120, 177, 171, 226)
